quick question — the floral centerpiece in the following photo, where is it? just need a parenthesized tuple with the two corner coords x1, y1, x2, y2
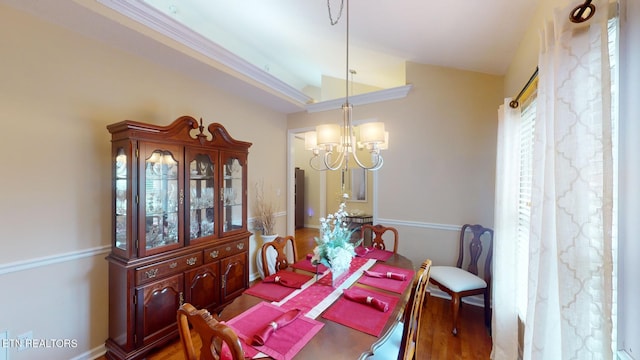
(311, 194, 360, 281)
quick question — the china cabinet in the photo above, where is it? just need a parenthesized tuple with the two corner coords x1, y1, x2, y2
(105, 116, 252, 360)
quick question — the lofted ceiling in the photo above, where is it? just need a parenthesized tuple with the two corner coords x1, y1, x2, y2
(2, 0, 539, 113)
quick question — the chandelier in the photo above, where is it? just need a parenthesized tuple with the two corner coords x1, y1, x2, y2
(305, 0, 388, 172)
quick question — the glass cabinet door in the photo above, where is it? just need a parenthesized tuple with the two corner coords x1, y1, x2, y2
(221, 153, 246, 235)
(187, 151, 216, 243)
(114, 147, 128, 252)
(140, 144, 182, 256)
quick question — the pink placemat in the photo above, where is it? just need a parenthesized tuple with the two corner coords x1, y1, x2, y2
(321, 286, 399, 337)
(357, 264, 415, 294)
(355, 247, 395, 261)
(290, 257, 329, 274)
(226, 302, 324, 360)
(280, 256, 370, 314)
(244, 271, 312, 302)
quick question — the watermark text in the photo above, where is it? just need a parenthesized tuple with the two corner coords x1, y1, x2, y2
(1, 338, 78, 349)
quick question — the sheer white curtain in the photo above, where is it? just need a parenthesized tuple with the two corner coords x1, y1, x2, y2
(491, 99, 521, 360)
(524, 0, 614, 359)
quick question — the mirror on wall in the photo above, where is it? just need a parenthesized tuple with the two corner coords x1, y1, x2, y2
(348, 167, 367, 202)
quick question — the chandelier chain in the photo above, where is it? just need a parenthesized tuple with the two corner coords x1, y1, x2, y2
(327, 0, 344, 25)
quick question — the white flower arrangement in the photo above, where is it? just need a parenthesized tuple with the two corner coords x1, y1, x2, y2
(311, 194, 360, 274)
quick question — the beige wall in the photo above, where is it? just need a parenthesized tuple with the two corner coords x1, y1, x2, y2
(0, 4, 287, 359)
(289, 62, 503, 268)
(503, 0, 573, 96)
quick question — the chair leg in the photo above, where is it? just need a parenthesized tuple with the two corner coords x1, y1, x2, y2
(484, 288, 492, 334)
(451, 293, 460, 336)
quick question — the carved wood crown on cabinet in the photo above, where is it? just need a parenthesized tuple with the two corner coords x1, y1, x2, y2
(105, 116, 252, 360)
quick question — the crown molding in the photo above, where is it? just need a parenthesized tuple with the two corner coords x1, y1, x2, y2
(305, 84, 413, 113)
(96, 0, 313, 105)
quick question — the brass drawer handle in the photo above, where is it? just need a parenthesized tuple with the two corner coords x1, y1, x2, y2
(186, 257, 197, 266)
(226, 246, 231, 252)
(145, 269, 158, 279)
(237, 243, 244, 250)
(169, 262, 177, 269)
(210, 250, 219, 259)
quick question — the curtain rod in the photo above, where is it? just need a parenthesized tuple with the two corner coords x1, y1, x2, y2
(509, 67, 538, 109)
(508, 0, 597, 109)
(570, 0, 596, 23)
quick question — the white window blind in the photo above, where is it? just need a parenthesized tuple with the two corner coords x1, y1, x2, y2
(516, 96, 535, 320)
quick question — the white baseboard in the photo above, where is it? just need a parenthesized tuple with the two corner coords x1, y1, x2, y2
(72, 344, 105, 360)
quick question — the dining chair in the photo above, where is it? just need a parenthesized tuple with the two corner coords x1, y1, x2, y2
(367, 259, 432, 360)
(260, 235, 298, 277)
(429, 224, 493, 335)
(361, 224, 399, 253)
(177, 303, 245, 360)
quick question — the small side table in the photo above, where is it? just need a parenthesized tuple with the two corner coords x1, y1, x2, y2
(346, 215, 373, 246)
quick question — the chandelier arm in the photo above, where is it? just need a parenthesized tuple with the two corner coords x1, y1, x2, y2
(308, 150, 344, 171)
(371, 154, 384, 170)
(349, 146, 384, 170)
(309, 154, 327, 171)
(323, 149, 345, 171)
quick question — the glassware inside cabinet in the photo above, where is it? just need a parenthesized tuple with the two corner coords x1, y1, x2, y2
(222, 157, 243, 232)
(114, 148, 127, 250)
(188, 154, 215, 240)
(144, 150, 179, 250)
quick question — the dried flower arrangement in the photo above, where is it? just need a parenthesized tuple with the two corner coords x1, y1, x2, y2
(254, 180, 277, 235)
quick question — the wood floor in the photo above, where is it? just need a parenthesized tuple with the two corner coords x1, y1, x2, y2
(100, 228, 492, 360)
(292, 227, 493, 359)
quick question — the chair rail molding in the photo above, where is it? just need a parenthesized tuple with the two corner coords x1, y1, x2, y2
(0, 245, 110, 276)
(375, 218, 461, 232)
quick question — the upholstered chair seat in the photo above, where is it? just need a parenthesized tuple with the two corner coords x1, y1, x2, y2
(429, 266, 487, 292)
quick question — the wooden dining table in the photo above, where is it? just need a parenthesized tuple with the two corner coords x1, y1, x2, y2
(218, 252, 415, 360)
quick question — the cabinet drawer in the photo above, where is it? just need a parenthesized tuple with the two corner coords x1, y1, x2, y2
(204, 239, 248, 263)
(136, 252, 203, 285)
